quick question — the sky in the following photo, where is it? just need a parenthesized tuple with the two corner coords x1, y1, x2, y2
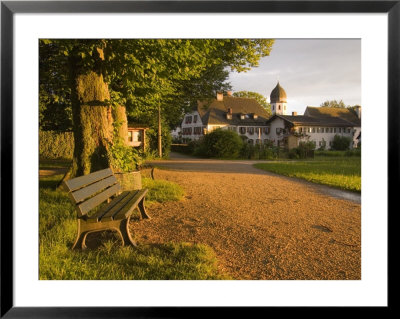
(227, 39, 361, 115)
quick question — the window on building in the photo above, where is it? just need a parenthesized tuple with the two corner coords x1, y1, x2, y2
(133, 131, 141, 142)
(185, 116, 192, 124)
(316, 127, 320, 133)
(248, 139, 254, 145)
(194, 127, 202, 135)
(193, 115, 198, 123)
(239, 127, 246, 134)
(321, 128, 324, 133)
(247, 127, 254, 135)
(347, 128, 351, 133)
(128, 131, 133, 142)
(272, 105, 274, 111)
(265, 127, 270, 134)
(278, 105, 281, 110)
(312, 127, 316, 133)
(333, 128, 337, 133)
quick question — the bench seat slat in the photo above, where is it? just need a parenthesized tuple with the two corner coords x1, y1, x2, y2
(87, 191, 131, 223)
(113, 189, 148, 221)
(63, 168, 113, 192)
(77, 183, 121, 216)
(70, 175, 117, 203)
(99, 190, 142, 222)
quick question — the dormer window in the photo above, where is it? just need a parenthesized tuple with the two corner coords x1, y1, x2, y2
(253, 114, 258, 119)
(240, 114, 245, 120)
(226, 113, 232, 120)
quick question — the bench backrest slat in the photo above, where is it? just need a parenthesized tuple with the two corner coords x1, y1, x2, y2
(69, 175, 117, 203)
(63, 168, 113, 192)
(77, 183, 121, 216)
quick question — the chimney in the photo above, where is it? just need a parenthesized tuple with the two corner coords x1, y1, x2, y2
(292, 111, 297, 116)
(228, 108, 232, 114)
(227, 90, 233, 97)
(216, 92, 223, 101)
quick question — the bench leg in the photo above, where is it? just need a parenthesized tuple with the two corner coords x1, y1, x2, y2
(118, 217, 137, 247)
(138, 197, 151, 219)
(72, 220, 88, 250)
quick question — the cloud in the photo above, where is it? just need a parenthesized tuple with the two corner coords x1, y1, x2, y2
(228, 38, 361, 114)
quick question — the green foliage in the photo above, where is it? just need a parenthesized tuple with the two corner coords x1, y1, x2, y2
(39, 130, 74, 159)
(331, 135, 352, 151)
(320, 99, 348, 108)
(233, 91, 272, 117)
(108, 120, 143, 172)
(39, 173, 228, 280)
(146, 124, 172, 158)
(40, 39, 274, 135)
(240, 142, 278, 160)
(108, 141, 141, 173)
(199, 129, 244, 158)
(254, 156, 361, 192)
(288, 141, 316, 159)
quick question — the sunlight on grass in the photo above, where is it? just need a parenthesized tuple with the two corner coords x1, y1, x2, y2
(254, 156, 361, 192)
(39, 173, 228, 280)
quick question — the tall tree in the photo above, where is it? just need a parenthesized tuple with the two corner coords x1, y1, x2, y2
(39, 39, 274, 177)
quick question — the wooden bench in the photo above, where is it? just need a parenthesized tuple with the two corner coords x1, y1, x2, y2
(62, 168, 150, 250)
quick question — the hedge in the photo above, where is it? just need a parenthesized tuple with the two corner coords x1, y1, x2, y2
(39, 130, 74, 159)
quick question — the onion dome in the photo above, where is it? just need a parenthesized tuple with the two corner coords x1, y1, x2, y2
(270, 82, 287, 103)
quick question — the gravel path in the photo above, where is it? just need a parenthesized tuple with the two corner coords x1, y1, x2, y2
(132, 153, 361, 280)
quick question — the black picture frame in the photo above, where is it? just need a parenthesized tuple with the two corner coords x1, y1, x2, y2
(1, 1, 396, 317)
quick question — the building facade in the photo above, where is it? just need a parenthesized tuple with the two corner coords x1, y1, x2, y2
(177, 82, 361, 150)
(180, 91, 271, 145)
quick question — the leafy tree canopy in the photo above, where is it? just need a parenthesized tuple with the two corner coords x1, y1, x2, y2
(40, 39, 275, 130)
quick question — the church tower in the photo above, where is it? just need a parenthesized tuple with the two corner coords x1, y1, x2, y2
(270, 82, 288, 115)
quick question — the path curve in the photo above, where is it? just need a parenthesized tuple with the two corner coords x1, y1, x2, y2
(133, 153, 361, 280)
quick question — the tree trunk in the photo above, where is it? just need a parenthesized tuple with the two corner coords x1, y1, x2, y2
(58, 48, 130, 185)
(63, 47, 114, 179)
(68, 71, 114, 178)
(113, 105, 128, 145)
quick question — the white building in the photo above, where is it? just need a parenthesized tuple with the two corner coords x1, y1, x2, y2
(180, 91, 271, 144)
(266, 83, 361, 149)
(177, 82, 361, 150)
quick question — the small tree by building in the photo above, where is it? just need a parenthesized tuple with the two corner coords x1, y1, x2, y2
(332, 135, 352, 151)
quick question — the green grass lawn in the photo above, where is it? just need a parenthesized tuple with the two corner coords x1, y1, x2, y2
(39, 165, 229, 280)
(254, 155, 361, 192)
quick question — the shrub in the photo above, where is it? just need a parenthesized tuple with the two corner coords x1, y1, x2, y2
(332, 135, 352, 151)
(202, 129, 243, 158)
(288, 141, 315, 159)
(240, 142, 278, 160)
(39, 130, 74, 159)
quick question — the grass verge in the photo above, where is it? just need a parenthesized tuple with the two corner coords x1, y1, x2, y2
(39, 173, 229, 280)
(254, 156, 361, 192)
